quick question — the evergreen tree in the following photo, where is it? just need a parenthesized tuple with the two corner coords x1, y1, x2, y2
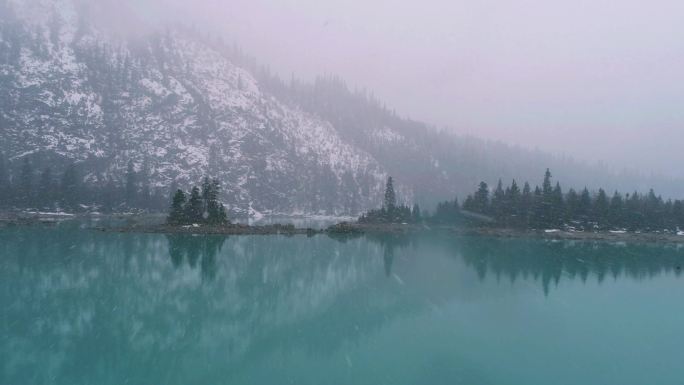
(102, 178, 118, 212)
(520, 182, 533, 227)
(139, 159, 151, 209)
(491, 179, 505, 220)
(542, 168, 553, 196)
(201, 177, 212, 204)
(504, 179, 521, 226)
(578, 188, 592, 225)
(473, 182, 489, 214)
(412, 203, 422, 223)
(565, 188, 580, 224)
(644, 189, 665, 229)
(60, 163, 80, 211)
(673, 200, 684, 229)
(537, 169, 556, 227)
(204, 178, 227, 224)
(462, 195, 475, 212)
(125, 160, 137, 207)
(184, 186, 203, 224)
(507, 180, 521, 205)
(38, 167, 53, 209)
(167, 189, 187, 225)
(384, 176, 396, 212)
(609, 191, 625, 228)
(531, 185, 545, 228)
(551, 182, 564, 226)
(0, 152, 8, 207)
(664, 199, 676, 230)
(201, 176, 212, 218)
(431, 197, 461, 224)
(624, 192, 643, 231)
(216, 203, 229, 225)
(19, 157, 33, 207)
(594, 189, 610, 228)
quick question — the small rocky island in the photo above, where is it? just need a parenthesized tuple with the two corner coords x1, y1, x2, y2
(109, 178, 320, 236)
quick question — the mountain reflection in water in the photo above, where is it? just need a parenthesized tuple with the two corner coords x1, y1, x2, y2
(1, 225, 683, 385)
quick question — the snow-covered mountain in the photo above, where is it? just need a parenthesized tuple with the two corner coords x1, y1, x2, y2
(2, 0, 684, 215)
(0, 0, 390, 214)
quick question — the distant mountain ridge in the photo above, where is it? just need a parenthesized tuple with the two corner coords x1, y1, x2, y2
(1, 0, 682, 215)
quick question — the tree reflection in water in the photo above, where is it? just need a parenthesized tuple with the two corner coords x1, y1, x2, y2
(3, 226, 684, 385)
(450, 236, 684, 295)
(166, 234, 226, 280)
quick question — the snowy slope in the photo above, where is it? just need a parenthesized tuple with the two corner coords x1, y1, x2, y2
(0, 0, 389, 214)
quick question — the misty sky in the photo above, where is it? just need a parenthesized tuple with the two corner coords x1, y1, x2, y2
(135, 0, 684, 177)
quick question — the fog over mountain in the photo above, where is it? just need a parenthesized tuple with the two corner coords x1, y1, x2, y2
(1, 0, 683, 216)
(137, 0, 684, 179)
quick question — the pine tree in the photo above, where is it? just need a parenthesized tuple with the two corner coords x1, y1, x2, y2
(125, 160, 137, 207)
(609, 191, 624, 228)
(19, 157, 33, 207)
(102, 178, 118, 212)
(502, 180, 519, 226)
(201, 176, 212, 208)
(462, 195, 475, 212)
(624, 191, 643, 230)
(60, 163, 80, 211)
(520, 182, 533, 227)
(673, 200, 684, 229)
(664, 199, 676, 230)
(185, 186, 203, 224)
(0, 152, 8, 207)
(594, 189, 610, 228)
(551, 182, 564, 226)
(217, 203, 229, 225)
(451, 197, 460, 222)
(412, 203, 422, 223)
(538, 169, 556, 227)
(491, 179, 505, 220)
(384, 176, 396, 212)
(531, 185, 544, 228)
(205, 178, 227, 224)
(645, 189, 664, 230)
(139, 159, 151, 209)
(168, 189, 187, 225)
(542, 169, 553, 196)
(38, 167, 53, 209)
(578, 188, 592, 225)
(474, 182, 489, 214)
(565, 188, 580, 224)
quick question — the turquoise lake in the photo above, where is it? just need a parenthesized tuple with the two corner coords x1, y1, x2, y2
(2, 224, 684, 385)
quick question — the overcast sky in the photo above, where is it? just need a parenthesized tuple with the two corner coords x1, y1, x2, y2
(135, 0, 684, 177)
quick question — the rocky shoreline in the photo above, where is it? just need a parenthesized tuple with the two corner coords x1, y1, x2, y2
(106, 223, 321, 236)
(3, 212, 684, 245)
(327, 222, 684, 245)
(455, 227, 684, 245)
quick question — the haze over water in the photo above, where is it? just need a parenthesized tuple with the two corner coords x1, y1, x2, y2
(2, 224, 684, 385)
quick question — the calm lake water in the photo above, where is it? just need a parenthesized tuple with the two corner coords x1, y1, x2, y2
(2, 224, 684, 385)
